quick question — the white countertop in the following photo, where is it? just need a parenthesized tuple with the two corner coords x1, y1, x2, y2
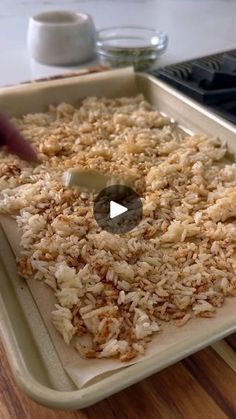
(1, 0, 236, 86)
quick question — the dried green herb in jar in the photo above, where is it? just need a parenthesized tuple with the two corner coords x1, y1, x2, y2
(100, 46, 158, 71)
(96, 27, 168, 72)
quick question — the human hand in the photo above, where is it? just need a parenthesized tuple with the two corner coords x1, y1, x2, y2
(0, 113, 38, 162)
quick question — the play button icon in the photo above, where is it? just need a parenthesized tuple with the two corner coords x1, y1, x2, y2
(110, 201, 128, 219)
(94, 185, 142, 234)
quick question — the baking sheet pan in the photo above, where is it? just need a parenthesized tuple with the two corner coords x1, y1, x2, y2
(0, 68, 235, 409)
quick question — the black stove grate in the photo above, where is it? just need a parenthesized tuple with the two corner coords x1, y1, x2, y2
(150, 49, 236, 124)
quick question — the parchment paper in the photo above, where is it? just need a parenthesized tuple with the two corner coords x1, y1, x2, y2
(1, 216, 236, 389)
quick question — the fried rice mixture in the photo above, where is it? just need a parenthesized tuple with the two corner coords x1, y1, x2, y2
(0, 95, 236, 361)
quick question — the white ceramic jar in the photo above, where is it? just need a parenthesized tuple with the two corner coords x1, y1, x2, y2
(27, 11, 96, 65)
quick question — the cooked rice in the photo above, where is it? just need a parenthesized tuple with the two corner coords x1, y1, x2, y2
(0, 94, 236, 361)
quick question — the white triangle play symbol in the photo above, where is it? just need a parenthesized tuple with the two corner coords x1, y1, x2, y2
(109, 200, 128, 219)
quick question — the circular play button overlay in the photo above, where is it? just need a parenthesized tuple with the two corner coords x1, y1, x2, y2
(94, 185, 143, 234)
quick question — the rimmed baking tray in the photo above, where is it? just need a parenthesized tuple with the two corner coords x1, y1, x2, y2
(0, 68, 235, 410)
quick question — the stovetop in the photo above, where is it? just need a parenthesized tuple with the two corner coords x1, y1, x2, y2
(150, 49, 236, 124)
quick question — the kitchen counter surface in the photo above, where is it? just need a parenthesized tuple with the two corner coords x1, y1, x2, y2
(1, 0, 236, 86)
(1, 337, 236, 419)
(0, 1, 236, 418)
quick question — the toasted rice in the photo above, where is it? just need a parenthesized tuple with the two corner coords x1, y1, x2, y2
(0, 94, 236, 361)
